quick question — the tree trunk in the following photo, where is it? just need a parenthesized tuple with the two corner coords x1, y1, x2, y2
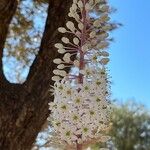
(0, 0, 72, 150)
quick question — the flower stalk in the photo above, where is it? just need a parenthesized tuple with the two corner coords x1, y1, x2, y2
(48, 0, 112, 149)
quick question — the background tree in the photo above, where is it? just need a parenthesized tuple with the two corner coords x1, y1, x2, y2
(91, 101, 150, 150)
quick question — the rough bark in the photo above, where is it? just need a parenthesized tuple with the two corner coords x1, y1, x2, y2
(0, 0, 72, 150)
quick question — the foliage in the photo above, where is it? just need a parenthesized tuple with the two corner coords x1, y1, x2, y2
(3, 0, 48, 83)
(91, 101, 150, 150)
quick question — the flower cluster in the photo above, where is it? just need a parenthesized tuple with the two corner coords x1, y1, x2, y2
(49, 0, 112, 148)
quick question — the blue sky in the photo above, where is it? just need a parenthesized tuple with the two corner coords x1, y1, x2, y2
(108, 0, 150, 107)
(3, 0, 150, 107)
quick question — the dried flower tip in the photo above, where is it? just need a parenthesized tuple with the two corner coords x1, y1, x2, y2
(58, 27, 67, 33)
(61, 37, 70, 44)
(53, 58, 62, 64)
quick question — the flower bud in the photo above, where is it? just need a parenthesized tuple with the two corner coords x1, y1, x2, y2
(63, 53, 71, 63)
(93, 20, 100, 27)
(85, 3, 91, 11)
(58, 27, 67, 33)
(100, 58, 110, 65)
(66, 21, 75, 32)
(78, 1, 83, 8)
(53, 69, 61, 75)
(61, 37, 70, 44)
(100, 5, 109, 12)
(58, 49, 66, 54)
(72, 4, 77, 11)
(57, 64, 65, 69)
(101, 51, 109, 57)
(59, 70, 67, 77)
(73, 60, 80, 67)
(52, 76, 61, 81)
(82, 44, 88, 52)
(73, 37, 79, 45)
(78, 23, 84, 30)
(53, 59, 62, 64)
(55, 43, 64, 49)
(90, 31, 96, 38)
(97, 41, 109, 49)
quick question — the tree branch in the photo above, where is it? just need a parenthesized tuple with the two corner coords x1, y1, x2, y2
(0, 0, 18, 82)
(0, 1, 73, 149)
(25, 0, 72, 90)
